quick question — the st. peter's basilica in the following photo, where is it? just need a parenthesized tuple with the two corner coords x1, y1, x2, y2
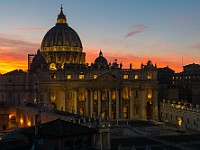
(0, 7, 158, 121)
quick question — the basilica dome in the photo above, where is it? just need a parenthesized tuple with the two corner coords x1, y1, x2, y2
(41, 7, 83, 52)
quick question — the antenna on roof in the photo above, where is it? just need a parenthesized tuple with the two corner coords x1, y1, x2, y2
(182, 56, 183, 67)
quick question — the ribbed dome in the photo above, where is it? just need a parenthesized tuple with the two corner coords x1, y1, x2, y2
(41, 7, 82, 52)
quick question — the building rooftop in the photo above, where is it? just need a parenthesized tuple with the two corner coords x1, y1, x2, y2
(19, 118, 97, 138)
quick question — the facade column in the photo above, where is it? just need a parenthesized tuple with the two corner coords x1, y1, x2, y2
(90, 90, 93, 117)
(61, 88, 66, 111)
(108, 89, 112, 119)
(119, 89, 123, 119)
(85, 89, 89, 116)
(74, 90, 78, 114)
(98, 90, 101, 117)
(140, 89, 146, 119)
(130, 88, 134, 119)
(116, 89, 119, 119)
(153, 89, 159, 120)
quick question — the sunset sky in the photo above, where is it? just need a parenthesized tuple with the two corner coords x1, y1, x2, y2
(0, 0, 200, 74)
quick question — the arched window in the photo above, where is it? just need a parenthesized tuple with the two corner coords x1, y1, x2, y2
(78, 89, 85, 101)
(123, 107, 128, 119)
(147, 89, 153, 99)
(50, 91, 56, 101)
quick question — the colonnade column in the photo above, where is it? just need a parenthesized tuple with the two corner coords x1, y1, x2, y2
(90, 90, 93, 117)
(116, 89, 119, 119)
(85, 89, 89, 116)
(98, 90, 101, 117)
(108, 89, 112, 119)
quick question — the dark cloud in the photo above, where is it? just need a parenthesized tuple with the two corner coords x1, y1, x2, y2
(125, 24, 148, 38)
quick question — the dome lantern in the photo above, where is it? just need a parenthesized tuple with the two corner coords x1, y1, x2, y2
(99, 50, 103, 57)
(57, 5, 67, 24)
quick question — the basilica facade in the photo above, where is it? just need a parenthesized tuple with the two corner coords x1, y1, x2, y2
(0, 7, 158, 121)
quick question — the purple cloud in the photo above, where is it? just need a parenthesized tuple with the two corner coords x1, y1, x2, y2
(192, 42, 200, 49)
(15, 27, 48, 31)
(0, 34, 39, 50)
(125, 24, 148, 38)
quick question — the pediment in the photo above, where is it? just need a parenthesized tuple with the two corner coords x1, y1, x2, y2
(94, 74, 119, 82)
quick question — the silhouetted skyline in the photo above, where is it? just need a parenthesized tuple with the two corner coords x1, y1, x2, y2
(0, 0, 200, 73)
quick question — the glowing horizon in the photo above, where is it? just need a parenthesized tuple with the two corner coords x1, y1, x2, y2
(0, 1, 199, 74)
(0, 48, 193, 74)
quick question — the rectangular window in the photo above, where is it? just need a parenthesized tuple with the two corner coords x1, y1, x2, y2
(79, 75, 84, 79)
(67, 74, 71, 79)
(123, 75, 128, 79)
(94, 74, 97, 79)
(134, 74, 139, 79)
(50, 72, 56, 79)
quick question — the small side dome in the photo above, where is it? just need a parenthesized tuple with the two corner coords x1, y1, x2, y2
(93, 50, 108, 69)
(30, 50, 47, 72)
(111, 59, 119, 69)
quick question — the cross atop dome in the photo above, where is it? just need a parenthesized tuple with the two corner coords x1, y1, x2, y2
(57, 5, 67, 24)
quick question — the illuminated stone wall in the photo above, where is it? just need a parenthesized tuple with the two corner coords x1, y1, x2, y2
(160, 100, 200, 131)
